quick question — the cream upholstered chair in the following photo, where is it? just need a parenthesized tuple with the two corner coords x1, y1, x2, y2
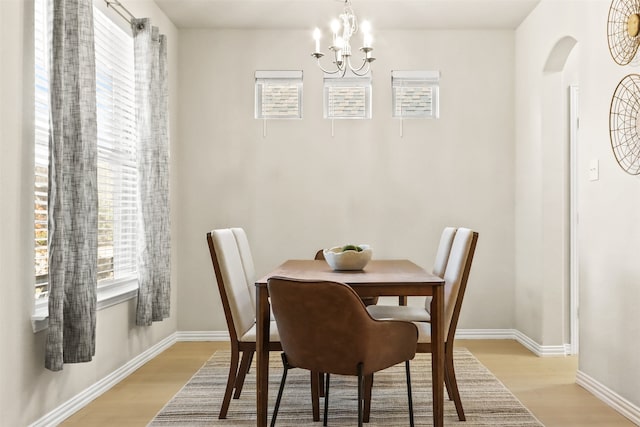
(207, 228, 278, 418)
(367, 227, 457, 321)
(267, 277, 418, 427)
(364, 228, 478, 422)
(207, 228, 320, 420)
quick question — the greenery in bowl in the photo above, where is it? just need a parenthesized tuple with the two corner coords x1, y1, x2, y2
(323, 244, 372, 271)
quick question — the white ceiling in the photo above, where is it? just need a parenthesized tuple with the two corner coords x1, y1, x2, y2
(154, 0, 541, 30)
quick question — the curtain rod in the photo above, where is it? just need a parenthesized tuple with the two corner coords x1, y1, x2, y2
(104, 0, 136, 25)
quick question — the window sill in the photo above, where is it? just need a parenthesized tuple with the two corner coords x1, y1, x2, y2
(31, 279, 138, 333)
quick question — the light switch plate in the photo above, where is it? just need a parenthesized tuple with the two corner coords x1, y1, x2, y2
(589, 159, 599, 181)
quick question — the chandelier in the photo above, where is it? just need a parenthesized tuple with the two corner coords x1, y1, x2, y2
(311, 0, 375, 77)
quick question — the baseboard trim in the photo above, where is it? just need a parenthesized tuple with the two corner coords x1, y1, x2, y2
(576, 370, 640, 425)
(175, 330, 229, 341)
(512, 329, 567, 356)
(456, 328, 567, 357)
(29, 333, 177, 427)
(455, 328, 516, 340)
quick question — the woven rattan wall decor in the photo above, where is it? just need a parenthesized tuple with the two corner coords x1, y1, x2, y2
(607, 0, 640, 65)
(608, 0, 640, 174)
(609, 74, 640, 175)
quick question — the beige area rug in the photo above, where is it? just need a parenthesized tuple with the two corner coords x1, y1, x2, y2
(149, 349, 544, 426)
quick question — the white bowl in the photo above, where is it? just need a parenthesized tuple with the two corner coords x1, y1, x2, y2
(323, 245, 372, 271)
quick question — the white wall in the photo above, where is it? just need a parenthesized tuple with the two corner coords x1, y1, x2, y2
(516, 0, 640, 410)
(0, 1, 180, 425)
(176, 29, 517, 332)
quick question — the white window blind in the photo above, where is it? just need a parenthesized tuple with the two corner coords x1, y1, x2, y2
(392, 70, 440, 119)
(34, 0, 50, 299)
(255, 70, 303, 119)
(34, 0, 138, 303)
(323, 72, 372, 119)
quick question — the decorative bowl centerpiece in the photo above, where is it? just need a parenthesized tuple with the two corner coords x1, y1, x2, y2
(323, 244, 372, 271)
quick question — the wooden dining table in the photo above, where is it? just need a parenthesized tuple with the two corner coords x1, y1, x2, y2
(255, 259, 446, 427)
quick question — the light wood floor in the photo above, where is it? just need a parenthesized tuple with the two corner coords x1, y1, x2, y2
(61, 339, 635, 426)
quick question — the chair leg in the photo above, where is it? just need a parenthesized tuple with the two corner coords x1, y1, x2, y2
(357, 363, 364, 427)
(323, 373, 331, 427)
(219, 344, 240, 419)
(444, 362, 453, 400)
(233, 350, 253, 399)
(319, 371, 325, 397)
(445, 352, 466, 421)
(311, 371, 320, 422)
(405, 361, 415, 427)
(363, 373, 373, 423)
(246, 350, 254, 373)
(270, 353, 290, 427)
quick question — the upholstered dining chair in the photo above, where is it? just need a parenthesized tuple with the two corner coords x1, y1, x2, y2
(267, 277, 418, 427)
(210, 228, 326, 421)
(364, 228, 478, 422)
(207, 228, 276, 418)
(367, 227, 457, 321)
(314, 249, 379, 306)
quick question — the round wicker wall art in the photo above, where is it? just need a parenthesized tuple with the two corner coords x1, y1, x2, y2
(607, 0, 640, 65)
(610, 74, 640, 175)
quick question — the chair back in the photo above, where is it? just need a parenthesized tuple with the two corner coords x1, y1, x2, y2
(267, 277, 417, 376)
(432, 227, 457, 277)
(207, 229, 255, 342)
(441, 228, 478, 339)
(231, 227, 257, 311)
(425, 227, 457, 311)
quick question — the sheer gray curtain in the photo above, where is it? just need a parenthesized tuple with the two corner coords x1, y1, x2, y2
(132, 19, 171, 326)
(45, 0, 98, 371)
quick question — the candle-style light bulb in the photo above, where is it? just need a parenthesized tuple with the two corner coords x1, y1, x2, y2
(331, 19, 340, 45)
(313, 28, 321, 53)
(361, 20, 372, 48)
(364, 33, 373, 49)
(360, 20, 371, 34)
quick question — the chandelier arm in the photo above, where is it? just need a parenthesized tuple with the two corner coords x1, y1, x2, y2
(348, 57, 371, 75)
(314, 57, 344, 75)
(348, 63, 370, 77)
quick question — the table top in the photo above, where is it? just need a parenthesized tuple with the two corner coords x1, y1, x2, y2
(256, 259, 443, 296)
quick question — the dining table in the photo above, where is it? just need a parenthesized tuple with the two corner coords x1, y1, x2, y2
(255, 259, 446, 427)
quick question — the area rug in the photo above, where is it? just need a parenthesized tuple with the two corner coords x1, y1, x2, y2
(149, 349, 543, 426)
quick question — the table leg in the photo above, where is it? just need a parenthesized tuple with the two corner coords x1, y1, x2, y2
(256, 285, 270, 427)
(431, 286, 444, 427)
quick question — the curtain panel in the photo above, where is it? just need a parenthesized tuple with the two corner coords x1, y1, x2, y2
(132, 19, 171, 326)
(46, 0, 98, 371)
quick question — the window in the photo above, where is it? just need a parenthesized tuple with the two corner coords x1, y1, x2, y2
(392, 70, 440, 119)
(323, 72, 372, 119)
(255, 70, 303, 119)
(34, 0, 137, 307)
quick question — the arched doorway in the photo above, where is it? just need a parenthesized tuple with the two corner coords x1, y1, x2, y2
(541, 36, 579, 354)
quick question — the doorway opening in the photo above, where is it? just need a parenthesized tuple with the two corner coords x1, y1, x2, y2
(542, 36, 579, 354)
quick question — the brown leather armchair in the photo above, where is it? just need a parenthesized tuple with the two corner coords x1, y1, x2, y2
(267, 277, 418, 427)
